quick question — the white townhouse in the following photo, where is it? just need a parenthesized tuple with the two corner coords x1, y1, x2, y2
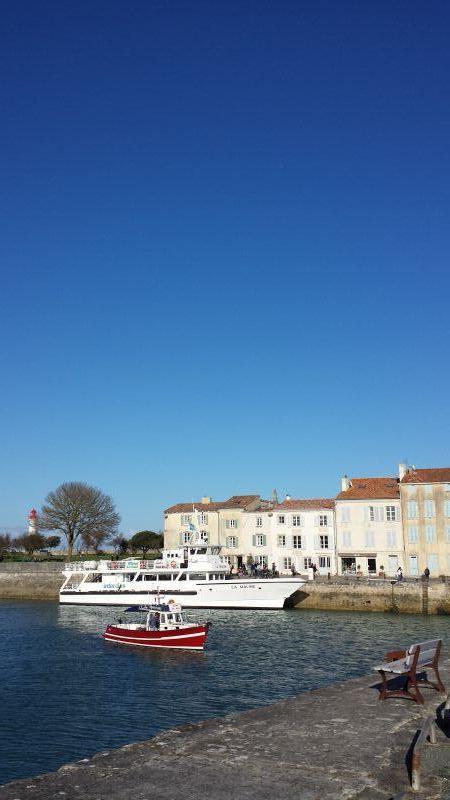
(269, 498, 336, 575)
(335, 475, 403, 576)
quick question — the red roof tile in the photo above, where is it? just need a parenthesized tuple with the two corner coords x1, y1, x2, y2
(336, 477, 399, 500)
(400, 468, 450, 484)
(276, 498, 335, 511)
(165, 495, 260, 514)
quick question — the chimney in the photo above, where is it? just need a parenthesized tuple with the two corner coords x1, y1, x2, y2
(201, 496, 211, 505)
(341, 475, 352, 492)
(398, 463, 408, 481)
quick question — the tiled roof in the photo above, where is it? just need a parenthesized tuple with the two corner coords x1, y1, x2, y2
(276, 498, 335, 511)
(400, 468, 450, 484)
(165, 495, 259, 514)
(336, 477, 399, 500)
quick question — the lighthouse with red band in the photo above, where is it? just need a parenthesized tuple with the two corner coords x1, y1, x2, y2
(28, 508, 38, 535)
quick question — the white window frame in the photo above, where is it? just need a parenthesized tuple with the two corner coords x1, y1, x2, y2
(256, 516, 263, 527)
(283, 557, 292, 570)
(386, 506, 396, 522)
(278, 515, 285, 525)
(226, 519, 237, 529)
(255, 534, 265, 547)
(226, 535, 238, 548)
(181, 514, 192, 525)
(319, 534, 329, 549)
(199, 512, 208, 525)
(292, 535, 302, 549)
(292, 515, 302, 527)
(319, 556, 331, 569)
(319, 515, 328, 527)
(277, 534, 286, 547)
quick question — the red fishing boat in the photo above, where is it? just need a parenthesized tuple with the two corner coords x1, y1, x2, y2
(103, 602, 211, 650)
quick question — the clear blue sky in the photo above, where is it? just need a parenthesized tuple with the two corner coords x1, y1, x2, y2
(1, 0, 449, 535)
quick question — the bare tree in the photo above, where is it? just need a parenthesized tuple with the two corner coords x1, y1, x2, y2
(39, 482, 121, 560)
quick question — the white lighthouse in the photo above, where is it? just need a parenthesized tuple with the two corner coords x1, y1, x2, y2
(28, 508, 38, 535)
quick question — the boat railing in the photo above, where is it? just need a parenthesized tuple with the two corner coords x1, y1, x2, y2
(63, 561, 98, 573)
(98, 559, 155, 572)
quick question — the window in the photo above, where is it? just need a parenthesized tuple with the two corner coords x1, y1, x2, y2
(386, 531, 396, 547)
(225, 519, 237, 529)
(180, 531, 191, 545)
(198, 512, 208, 525)
(319, 535, 329, 549)
(292, 515, 302, 527)
(304, 557, 313, 569)
(256, 516, 263, 527)
(425, 500, 435, 519)
(407, 501, 418, 519)
(408, 526, 418, 543)
(319, 556, 331, 569)
(278, 515, 285, 525)
(277, 534, 286, 547)
(365, 530, 375, 547)
(342, 531, 352, 547)
(341, 507, 350, 523)
(283, 557, 292, 570)
(199, 530, 208, 543)
(425, 525, 436, 543)
(425, 485, 434, 496)
(445, 501, 450, 518)
(368, 506, 383, 522)
(428, 554, 439, 572)
(222, 555, 231, 565)
(386, 506, 396, 521)
(255, 555, 268, 567)
(253, 534, 266, 547)
(369, 506, 375, 522)
(292, 535, 302, 549)
(226, 536, 238, 548)
(319, 515, 328, 527)
(181, 514, 192, 525)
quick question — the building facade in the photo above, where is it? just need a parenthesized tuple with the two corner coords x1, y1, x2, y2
(335, 475, 403, 576)
(164, 495, 336, 575)
(400, 465, 450, 577)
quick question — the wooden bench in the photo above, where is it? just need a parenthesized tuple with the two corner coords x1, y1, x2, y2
(375, 639, 445, 704)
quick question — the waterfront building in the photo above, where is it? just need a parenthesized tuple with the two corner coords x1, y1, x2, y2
(270, 498, 336, 575)
(164, 495, 262, 567)
(399, 464, 450, 577)
(335, 475, 403, 576)
(164, 494, 336, 575)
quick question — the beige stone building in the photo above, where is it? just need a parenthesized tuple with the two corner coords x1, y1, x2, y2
(399, 465, 450, 577)
(164, 494, 336, 574)
(164, 495, 262, 570)
(335, 475, 403, 576)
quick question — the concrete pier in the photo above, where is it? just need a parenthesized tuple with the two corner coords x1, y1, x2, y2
(2, 655, 449, 799)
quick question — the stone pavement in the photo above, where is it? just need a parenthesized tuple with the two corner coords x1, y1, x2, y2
(2, 656, 450, 800)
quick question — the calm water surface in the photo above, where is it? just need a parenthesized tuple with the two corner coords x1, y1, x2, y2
(1, 601, 449, 785)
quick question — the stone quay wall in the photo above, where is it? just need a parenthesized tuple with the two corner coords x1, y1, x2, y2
(0, 562, 63, 599)
(0, 563, 449, 614)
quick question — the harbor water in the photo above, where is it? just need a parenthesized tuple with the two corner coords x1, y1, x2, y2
(1, 600, 449, 786)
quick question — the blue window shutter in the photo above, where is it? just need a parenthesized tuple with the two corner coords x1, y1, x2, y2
(252, 535, 256, 547)
(262, 535, 267, 546)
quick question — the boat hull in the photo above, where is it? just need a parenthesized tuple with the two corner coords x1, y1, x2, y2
(60, 579, 305, 610)
(103, 623, 209, 650)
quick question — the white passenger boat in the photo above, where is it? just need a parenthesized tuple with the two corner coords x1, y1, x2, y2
(60, 534, 305, 610)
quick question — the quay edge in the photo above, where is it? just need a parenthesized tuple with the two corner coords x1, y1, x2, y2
(0, 563, 450, 614)
(2, 655, 450, 799)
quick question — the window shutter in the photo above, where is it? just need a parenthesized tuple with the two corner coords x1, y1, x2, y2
(300, 514, 304, 526)
(314, 535, 319, 550)
(314, 515, 319, 527)
(378, 507, 384, 522)
(252, 535, 256, 547)
(364, 506, 369, 522)
(262, 535, 267, 546)
(179, 532, 184, 545)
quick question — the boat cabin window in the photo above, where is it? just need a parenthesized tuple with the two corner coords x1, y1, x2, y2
(158, 574, 172, 581)
(211, 547, 220, 555)
(189, 573, 206, 580)
(177, 573, 186, 580)
(143, 574, 157, 581)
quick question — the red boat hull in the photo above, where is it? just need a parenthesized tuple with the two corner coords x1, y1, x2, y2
(103, 624, 209, 650)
